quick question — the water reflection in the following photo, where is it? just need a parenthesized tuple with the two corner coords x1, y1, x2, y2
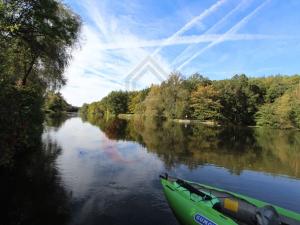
(0, 135, 71, 225)
(69, 115, 300, 215)
(47, 117, 177, 225)
(45, 113, 69, 129)
(2, 115, 299, 225)
(87, 117, 300, 178)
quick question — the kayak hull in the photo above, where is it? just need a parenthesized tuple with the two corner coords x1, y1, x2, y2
(160, 176, 300, 225)
(161, 178, 238, 225)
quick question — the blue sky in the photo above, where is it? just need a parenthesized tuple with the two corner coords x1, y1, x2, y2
(61, 0, 300, 106)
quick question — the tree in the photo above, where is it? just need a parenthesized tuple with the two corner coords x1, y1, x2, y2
(143, 85, 164, 118)
(128, 89, 149, 114)
(191, 85, 222, 121)
(290, 83, 300, 128)
(183, 73, 212, 93)
(106, 91, 129, 115)
(79, 103, 89, 116)
(161, 73, 189, 119)
(0, 0, 81, 89)
(80, 72, 300, 129)
(0, 0, 82, 168)
(256, 83, 300, 129)
(44, 92, 68, 113)
(216, 74, 264, 125)
(255, 104, 279, 128)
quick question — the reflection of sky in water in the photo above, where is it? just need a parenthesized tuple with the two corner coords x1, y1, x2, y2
(45, 118, 164, 200)
(42, 117, 300, 225)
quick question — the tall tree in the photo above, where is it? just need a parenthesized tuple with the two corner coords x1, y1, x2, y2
(191, 85, 222, 121)
(183, 73, 212, 93)
(0, 0, 81, 89)
(161, 73, 189, 119)
(143, 85, 164, 118)
(216, 74, 263, 125)
(106, 91, 129, 115)
(256, 83, 300, 129)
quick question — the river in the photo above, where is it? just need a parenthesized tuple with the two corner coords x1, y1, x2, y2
(2, 115, 300, 225)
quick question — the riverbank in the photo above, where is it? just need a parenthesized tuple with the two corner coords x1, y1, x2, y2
(172, 119, 220, 126)
(117, 113, 300, 130)
(118, 114, 219, 127)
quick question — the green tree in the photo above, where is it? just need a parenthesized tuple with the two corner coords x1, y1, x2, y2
(106, 91, 129, 115)
(161, 73, 189, 119)
(183, 73, 212, 93)
(128, 89, 149, 113)
(80, 73, 300, 129)
(0, 0, 81, 160)
(0, 0, 81, 88)
(191, 85, 222, 121)
(141, 85, 164, 118)
(216, 74, 263, 125)
(256, 83, 300, 129)
(44, 92, 68, 113)
(143, 85, 164, 118)
(79, 103, 89, 115)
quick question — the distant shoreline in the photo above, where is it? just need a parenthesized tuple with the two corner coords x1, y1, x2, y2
(117, 113, 300, 130)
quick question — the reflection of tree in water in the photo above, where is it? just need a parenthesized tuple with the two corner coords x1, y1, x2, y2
(254, 128, 300, 177)
(124, 119, 264, 172)
(85, 116, 129, 140)
(45, 113, 68, 130)
(135, 119, 190, 169)
(0, 131, 70, 225)
(84, 115, 300, 178)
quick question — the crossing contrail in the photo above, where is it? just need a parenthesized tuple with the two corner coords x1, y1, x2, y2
(176, 0, 270, 70)
(151, 0, 228, 56)
(172, 0, 250, 67)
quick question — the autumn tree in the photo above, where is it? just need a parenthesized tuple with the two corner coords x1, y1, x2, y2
(161, 73, 189, 119)
(191, 85, 222, 121)
(143, 85, 164, 118)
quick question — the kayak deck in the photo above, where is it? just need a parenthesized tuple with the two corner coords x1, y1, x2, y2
(160, 174, 300, 225)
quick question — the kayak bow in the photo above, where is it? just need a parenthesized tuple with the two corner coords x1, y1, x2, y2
(160, 174, 300, 225)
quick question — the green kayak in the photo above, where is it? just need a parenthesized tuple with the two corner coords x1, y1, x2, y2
(160, 174, 300, 225)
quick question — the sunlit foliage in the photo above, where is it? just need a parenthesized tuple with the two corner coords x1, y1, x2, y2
(82, 74, 300, 129)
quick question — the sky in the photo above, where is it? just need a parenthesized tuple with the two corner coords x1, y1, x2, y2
(61, 0, 300, 106)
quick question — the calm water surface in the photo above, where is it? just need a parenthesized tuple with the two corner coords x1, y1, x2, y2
(3, 115, 300, 225)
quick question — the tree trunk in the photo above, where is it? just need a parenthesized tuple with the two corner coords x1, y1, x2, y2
(22, 56, 36, 86)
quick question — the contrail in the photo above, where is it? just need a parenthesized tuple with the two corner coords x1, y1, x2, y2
(176, 0, 270, 70)
(151, 0, 227, 56)
(98, 34, 283, 50)
(172, 0, 250, 67)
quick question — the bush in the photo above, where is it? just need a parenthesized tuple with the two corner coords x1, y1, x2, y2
(0, 84, 44, 167)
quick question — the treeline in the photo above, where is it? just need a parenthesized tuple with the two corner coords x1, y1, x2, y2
(44, 92, 79, 114)
(80, 73, 300, 129)
(0, 0, 81, 166)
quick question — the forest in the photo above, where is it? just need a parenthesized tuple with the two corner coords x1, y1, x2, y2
(80, 73, 300, 129)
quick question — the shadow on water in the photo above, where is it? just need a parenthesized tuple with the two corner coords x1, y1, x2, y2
(45, 112, 69, 130)
(85, 116, 300, 179)
(0, 114, 71, 225)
